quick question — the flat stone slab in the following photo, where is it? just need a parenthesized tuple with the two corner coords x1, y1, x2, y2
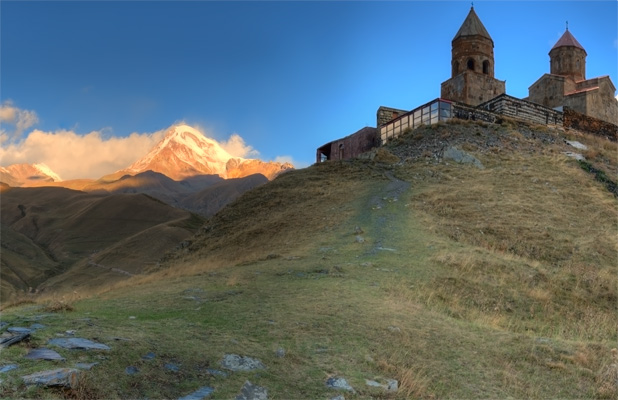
(48, 337, 110, 350)
(236, 381, 268, 400)
(142, 352, 156, 360)
(326, 377, 355, 393)
(24, 348, 65, 361)
(365, 378, 398, 392)
(220, 354, 265, 371)
(22, 368, 80, 388)
(443, 146, 484, 169)
(0, 364, 18, 374)
(7, 327, 32, 334)
(0, 332, 30, 348)
(178, 386, 215, 400)
(29, 323, 46, 330)
(566, 140, 588, 150)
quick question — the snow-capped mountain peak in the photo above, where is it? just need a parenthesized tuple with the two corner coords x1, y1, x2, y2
(0, 163, 62, 187)
(109, 123, 293, 181)
(122, 124, 234, 180)
(33, 163, 62, 182)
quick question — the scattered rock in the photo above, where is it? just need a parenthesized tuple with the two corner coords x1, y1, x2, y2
(0, 332, 30, 348)
(0, 364, 18, 373)
(365, 378, 398, 392)
(443, 146, 484, 169)
(236, 380, 268, 400)
(24, 348, 65, 361)
(22, 368, 80, 388)
(330, 396, 345, 400)
(165, 363, 180, 372)
(365, 379, 383, 388)
(65, 330, 76, 336)
(563, 151, 585, 160)
(125, 366, 139, 375)
(48, 337, 110, 350)
(354, 226, 364, 234)
(75, 362, 98, 370)
(376, 246, 396, 252)
(29, 323, 46, 330)
(0, 322, 8, 330)
(387, 326, 401, 333)
(565, 140, 588, 150)
(326, 377, 355, 393)
(221, 354, 265, 371)
(275, 347, 285, 358)
(386, 379, 398, 392)
(178, 386, 215, 400)
(206, 369, 228, 378)
(129, 316, 136, 319)
(7, 327, 32, 334)
(355, 236, 365, 243)
(142, 352, 156, 360)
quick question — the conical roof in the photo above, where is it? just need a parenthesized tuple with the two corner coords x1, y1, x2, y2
(551, 30, 586, 54)
(453, 7, 492, 42)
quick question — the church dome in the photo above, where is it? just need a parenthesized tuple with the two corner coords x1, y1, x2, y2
(453, 7, 493, 44)
(551, 29, 586, 54)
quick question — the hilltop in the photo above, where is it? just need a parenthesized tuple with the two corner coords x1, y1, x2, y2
(1, 119, 616, 399)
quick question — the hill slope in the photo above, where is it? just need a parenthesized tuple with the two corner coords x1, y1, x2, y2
(1, 120, 616, 399)
(0, 187, 204, 301)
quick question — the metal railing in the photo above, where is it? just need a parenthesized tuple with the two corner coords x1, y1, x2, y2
(379, 98, 453, 144)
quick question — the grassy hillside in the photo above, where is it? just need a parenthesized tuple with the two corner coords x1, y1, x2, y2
(1, 120, 616, 399)
(1, 187, 205, 301)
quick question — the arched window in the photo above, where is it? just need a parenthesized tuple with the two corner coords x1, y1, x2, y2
(467, 58, 475, 71)
(482, 60, 490, 74)
(453, 61, 459, 76)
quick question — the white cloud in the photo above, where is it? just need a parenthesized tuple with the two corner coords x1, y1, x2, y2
(221, 133, 259, 158)
(0, 100, 39, 140)
(0, 128, 166, 180)
(274, 155, 305, 168)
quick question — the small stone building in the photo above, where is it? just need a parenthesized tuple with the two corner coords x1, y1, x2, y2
(440, 7, 506, 106)
(528, 28, 618, 125)
(316, 127, 378, 163)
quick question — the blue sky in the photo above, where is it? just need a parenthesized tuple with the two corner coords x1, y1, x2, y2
(1, 0, 617, 178)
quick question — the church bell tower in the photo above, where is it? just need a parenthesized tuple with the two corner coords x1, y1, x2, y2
(441, 7, 506, 106)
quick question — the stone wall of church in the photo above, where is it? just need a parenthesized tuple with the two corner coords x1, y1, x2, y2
(479, 94, 563, 125)
(564, 108, 617, 141)
(441, 71, 505, 106)
(528, 74, 575, 109)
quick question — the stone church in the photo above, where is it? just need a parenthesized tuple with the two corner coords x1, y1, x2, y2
(527, 28, 618, 125)
(441, 6, 617, 125)
(316, 6, 617, 163)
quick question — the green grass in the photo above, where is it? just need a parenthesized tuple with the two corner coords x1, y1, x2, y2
(1, 122, 616, 399)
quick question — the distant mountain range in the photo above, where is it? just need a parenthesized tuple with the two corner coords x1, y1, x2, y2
(2, 124, 293, 187)
(0, 124, 294, 301)
(0, 124, 293, 216)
